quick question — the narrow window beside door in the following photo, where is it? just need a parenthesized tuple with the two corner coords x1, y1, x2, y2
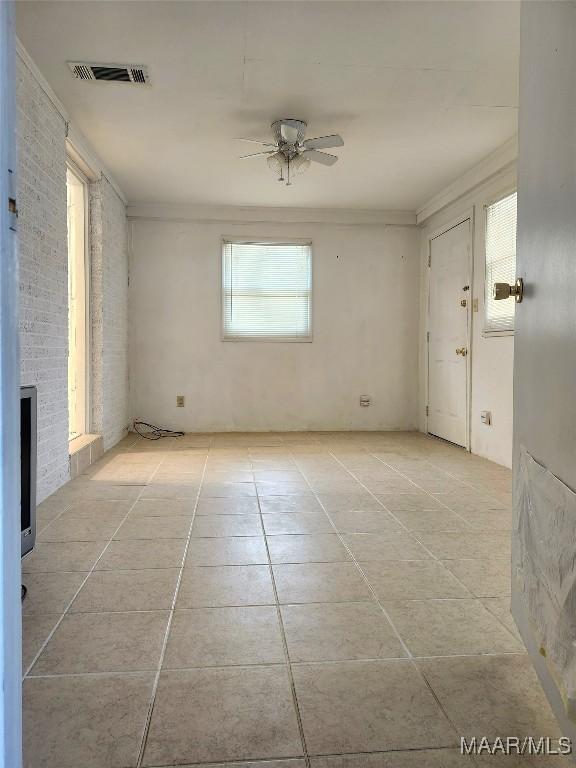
(67, 165, 89, 439)
(222, 240, 312, 341)
(484, 191, 517, 334)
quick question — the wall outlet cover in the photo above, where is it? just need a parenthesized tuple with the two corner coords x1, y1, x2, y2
(176, 395, 185, 407)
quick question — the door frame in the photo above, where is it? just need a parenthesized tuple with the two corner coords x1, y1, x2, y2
(0, 1, 23, 765)
(66, 159, 91, 439)
(425, 208, 474, 451)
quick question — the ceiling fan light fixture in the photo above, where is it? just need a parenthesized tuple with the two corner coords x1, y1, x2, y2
(267, 152, 286, 173)
(291, 154, 311, 176)
(237, 119, 343, 186)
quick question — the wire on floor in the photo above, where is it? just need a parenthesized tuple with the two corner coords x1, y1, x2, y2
(133, 420, 185, 441)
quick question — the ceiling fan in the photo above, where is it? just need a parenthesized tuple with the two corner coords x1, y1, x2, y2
(237, 119, 344, 185)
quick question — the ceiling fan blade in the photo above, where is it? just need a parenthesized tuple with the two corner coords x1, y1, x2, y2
(303, 134, 344, 150)
(235, 138, 277, 147)
(239, 151, 276, 159)
(301, 149, 339, 166)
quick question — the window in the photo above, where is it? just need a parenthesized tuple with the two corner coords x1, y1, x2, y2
(67, 165, 89, 439)
(484, 191, 517, 334)
(222, 240, 312, 341)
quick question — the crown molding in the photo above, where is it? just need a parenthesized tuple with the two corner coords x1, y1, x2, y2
(416, 135, 518, 225)
(126, 204, 417, 227)
(16, 38, 127, 204)
(16, 38, 68, 120)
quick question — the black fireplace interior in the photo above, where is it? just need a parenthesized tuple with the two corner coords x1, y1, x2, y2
(20, 385, 36, 559)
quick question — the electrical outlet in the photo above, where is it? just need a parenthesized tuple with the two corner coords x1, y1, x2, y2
(360, 396, 371, 407)
(176, 395, 185, 407)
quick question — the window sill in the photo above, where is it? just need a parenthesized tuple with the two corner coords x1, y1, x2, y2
(221, 336, 313, 343)
(69, 434, 103, 478)
(482, 330, 515, 338)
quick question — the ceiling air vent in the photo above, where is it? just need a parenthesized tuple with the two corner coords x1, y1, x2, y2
(68, 62, 150, 85)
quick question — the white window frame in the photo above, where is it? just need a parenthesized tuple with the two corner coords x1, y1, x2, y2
(482, 187, 517, 338)
(66, 160, 91, 439)
(221, 237, 313, 342)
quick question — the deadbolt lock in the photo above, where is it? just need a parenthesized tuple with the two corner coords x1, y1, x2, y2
(493, 277, 524, 303)
(455, 347, 468, 357)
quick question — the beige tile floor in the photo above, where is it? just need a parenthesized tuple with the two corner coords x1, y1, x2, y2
(21, 431, 568, 768)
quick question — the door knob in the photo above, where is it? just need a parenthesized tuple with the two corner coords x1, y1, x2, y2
(493, 277, 523, 303)
(455, 347, 468, 356)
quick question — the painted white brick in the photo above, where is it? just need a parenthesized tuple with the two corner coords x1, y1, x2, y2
(90, 177, 129, 450)
(17, 56, 69, 502)
(17, 55, 129, 501)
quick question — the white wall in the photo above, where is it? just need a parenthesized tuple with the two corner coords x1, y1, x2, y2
(128, 214, 420, 432)
(16, 45, 129, 500)
(418, 162, 516, 468)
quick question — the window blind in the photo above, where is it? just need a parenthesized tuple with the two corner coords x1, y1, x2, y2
(222, 241, 312, 340)
(484, 191, 517, 333)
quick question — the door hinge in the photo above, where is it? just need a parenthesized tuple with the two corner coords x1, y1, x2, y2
(428, 253, 431, 267)
(426, 331, 430, 343)
(8, 169, 18, 232)
(425, 405, 429, 416)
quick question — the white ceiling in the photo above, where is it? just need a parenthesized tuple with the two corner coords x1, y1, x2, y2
(16, 1, 519, 210)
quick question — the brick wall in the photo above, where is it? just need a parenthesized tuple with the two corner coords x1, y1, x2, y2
(17, 56, 69, 501)
(17, 52, 129, 501)
(90, 176, 129, 450)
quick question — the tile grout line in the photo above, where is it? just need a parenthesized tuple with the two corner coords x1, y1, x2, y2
(22, 454, 167, 680)
(36, 497, 75, 535)
(23, 591, 515, 620)
(251, 448, 312, 768)
(141, 742, 470, 768)
(25, 648, 529, 680)
(135, 444, 211, 768)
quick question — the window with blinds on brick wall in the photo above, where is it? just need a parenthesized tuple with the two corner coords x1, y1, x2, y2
(222, 240, 312, 341)
(484, 191, 517, 334)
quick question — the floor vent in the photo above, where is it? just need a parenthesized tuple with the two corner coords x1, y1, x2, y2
(68, 62, 150, 85)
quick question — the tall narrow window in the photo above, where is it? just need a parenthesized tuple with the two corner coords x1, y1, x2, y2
(222, 240, 312, 341)
(484, 191, 517, 334)
(67, 165, 89, 439)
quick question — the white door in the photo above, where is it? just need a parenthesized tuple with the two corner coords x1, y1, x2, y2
(511, 1, 576, 744)
(427, 219, 470, 448)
